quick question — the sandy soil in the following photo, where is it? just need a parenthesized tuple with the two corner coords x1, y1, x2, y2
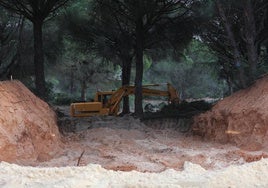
(1, 158, 268, 187)
(0, 80, 62, 163)
(193, 75, 268, 151)
(1, 80, 268, 187)
(35, 114, 267, 173)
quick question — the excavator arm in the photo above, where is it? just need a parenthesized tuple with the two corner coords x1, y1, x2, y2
(105, 83, 180, 115)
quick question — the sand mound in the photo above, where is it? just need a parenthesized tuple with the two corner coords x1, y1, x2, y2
(193, 75, 268, 150)
(1, 158, 268, 187)
(0, 80, 62, 163)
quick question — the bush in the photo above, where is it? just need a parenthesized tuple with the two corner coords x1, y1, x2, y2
(52, 93, 78, 105)
(161, 100, 212, 116)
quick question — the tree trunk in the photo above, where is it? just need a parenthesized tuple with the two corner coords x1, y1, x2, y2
(121, 55, 132, 115)
(227, 76, 233, 95)
(134, 18, 144, 117)
(80, 80, 87, 101)
(216, 0, 247, 88)
(14, 16, 25, 79)
(243, 0, 258, 82)
(33, 20, 47, 99)
(70, 65, 75, 94)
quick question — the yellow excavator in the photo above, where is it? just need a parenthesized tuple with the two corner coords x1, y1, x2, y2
(70, 83, 179, 117)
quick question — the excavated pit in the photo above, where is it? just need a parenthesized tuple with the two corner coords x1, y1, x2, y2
(0, 80, 268, 173)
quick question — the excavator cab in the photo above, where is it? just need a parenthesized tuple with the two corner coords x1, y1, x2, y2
(95, 91, 114, 107)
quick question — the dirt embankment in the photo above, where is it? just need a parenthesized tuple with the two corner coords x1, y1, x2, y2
(193, 75, 268, 151)
(0, 80, 62, 163)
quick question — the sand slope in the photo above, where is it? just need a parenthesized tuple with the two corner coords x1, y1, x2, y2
(193, 75, 268, 150)
(0, 80, 62, 162)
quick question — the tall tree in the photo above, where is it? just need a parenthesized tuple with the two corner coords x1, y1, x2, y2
(216, 0, 246, 88)
(91, 1, 135, 114)
(0, 0, 69, 99)
(62, 0, 195, 116)
(63, 0, 135, 114)
(101, 0, 195, 116)
(198, 0, 268, 91)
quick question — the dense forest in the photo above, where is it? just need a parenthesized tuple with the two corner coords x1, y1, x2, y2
(0, 0, 267, 116)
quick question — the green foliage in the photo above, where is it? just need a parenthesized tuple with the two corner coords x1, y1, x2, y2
(66, 0, 91, 18)
(0, 0, 72, 99)
(143, 55, 153, 74)
(192, 0, 215, 21)
(0, 7, 19, 79)
(144, 39, 226, 99)
(4, 0, 265, 105)
(26, 80, 54, 101)
(52, 93, 79, 105)
(198, 0, 268, 89)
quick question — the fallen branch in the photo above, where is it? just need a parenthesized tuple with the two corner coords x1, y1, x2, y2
(77, 150, 85, 166)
